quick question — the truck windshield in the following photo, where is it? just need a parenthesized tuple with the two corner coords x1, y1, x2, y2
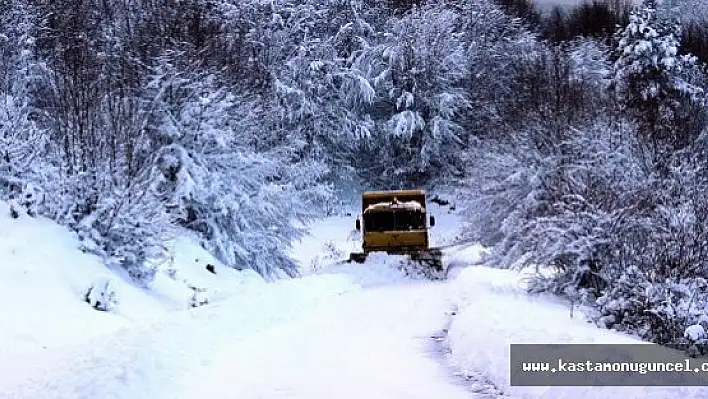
(363, 211, 425, 232)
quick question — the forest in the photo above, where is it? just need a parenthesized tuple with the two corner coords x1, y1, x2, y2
(2, 0, 708, 347)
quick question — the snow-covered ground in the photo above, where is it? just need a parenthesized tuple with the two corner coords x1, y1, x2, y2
(446, 266, 708, 399)
(179, 279, 479, 399)
(4, 195, 707, 399)
(0, 272, 358, 399)
(0, 201, 263, 361)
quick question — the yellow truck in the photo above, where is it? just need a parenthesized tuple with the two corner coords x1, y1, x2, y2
(348, 189, 445, 277)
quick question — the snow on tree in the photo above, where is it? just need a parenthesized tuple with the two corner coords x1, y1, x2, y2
(0, 94, 46, 201)
(685, 324, 707, 342)
(611, 0, 704, 150)
(568, 39, 612, 88)
(272, 0, 376, 181)
(74, 177, 170, 283)
(350, 4, 470, 187)
(471, 117, 708, 347)
(0, 4, 48, 207)
(658, 0, 708, 23)
(85, 277, 118, 311)
(460, 0, 537, 131)
(147, 60, 331, 278)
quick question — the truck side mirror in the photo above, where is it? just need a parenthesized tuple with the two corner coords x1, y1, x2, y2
(430, 215, 436, 227)
(355, 218, 361, 231)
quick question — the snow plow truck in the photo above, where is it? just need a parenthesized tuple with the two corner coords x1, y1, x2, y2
(348, 189, 446, 278)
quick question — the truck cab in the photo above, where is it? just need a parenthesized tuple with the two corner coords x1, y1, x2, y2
(354, 190, 436, 255)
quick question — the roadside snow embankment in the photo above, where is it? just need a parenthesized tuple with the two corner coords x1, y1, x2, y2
(446, 266, 708, 399)
(1, 273, 359, 399)
(0, 200, 263, 359)
(0, 199, 372, 399)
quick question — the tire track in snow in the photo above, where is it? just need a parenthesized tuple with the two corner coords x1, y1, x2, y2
(428, 305, 508, 398)
(180, 280, 498, 399)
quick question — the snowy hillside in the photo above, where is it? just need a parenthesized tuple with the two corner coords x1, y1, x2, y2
(0, 200, 264, 359)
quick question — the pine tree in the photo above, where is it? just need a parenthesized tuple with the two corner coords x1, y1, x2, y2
(611, 0, 703, 153)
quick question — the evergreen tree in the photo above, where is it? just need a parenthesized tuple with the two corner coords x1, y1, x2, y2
(611, 0, 703, 154)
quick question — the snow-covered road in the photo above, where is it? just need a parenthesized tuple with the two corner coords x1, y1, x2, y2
(181, 281, 480, 399)
(1, 199, 488, 399)
(1, 272, 484, 399)
(10, 197, 702, 399)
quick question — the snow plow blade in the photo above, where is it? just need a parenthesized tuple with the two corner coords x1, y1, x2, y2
(408, 248, 446, 280)
(409, 248, 443, 269)
(346, 248, 448, 279)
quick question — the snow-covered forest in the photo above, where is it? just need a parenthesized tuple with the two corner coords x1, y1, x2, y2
(2, 0, 708, 351)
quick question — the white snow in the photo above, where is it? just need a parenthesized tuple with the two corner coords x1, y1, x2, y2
(393, 200, 424, 211)
(0, 197, 484, 399)
(446, 266, 708, 399)
(0, 200, 264, 360)
(365, 200, 393, 212)
(685, 324, 707, 342)
(364, 200, 425, 213)
(0, 273, 357, 399)
(179, 277, 474, 399)
(292, 213, 361, 273)
(9, 192, 705, 399)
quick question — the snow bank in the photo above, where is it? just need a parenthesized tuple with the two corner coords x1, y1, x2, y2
(443, 244, 488, 278)
(291, 214, 361, 274)
(0, 201, 157, 357)
(156, 234, 266, 305)
(0, 272, 360, 399)
(0, 201, 264, 358)
(446, 266, 708, 399)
